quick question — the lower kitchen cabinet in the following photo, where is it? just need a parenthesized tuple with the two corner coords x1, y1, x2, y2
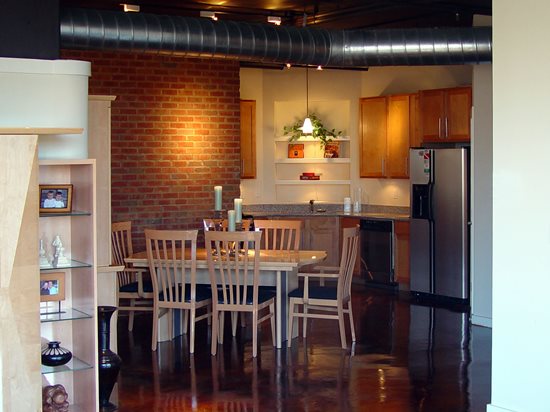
(394, 221, 410, 289)
(301, 216, 340, 269)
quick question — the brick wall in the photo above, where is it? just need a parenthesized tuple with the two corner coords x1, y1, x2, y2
(62, 50, 241, 250)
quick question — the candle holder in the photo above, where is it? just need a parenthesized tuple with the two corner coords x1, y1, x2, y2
(212, 209, 226, 220)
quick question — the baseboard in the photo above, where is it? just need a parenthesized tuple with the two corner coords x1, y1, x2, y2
(487, 404, 517, 412)
(472, 314, 492, 328)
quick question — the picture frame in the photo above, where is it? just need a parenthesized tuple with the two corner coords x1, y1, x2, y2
(288, 143, 304, 158)
(40, 272, 66, 302)
(39, 184, 73, 213)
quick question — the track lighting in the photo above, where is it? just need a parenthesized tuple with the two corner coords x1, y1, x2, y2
(121, 3, 140, 12)
(200, 10, 218, 21)
(267, 16, 282, 25)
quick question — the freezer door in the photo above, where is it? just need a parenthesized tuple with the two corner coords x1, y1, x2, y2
(409, 218, 431, 294)
(432, 149, 469, 299)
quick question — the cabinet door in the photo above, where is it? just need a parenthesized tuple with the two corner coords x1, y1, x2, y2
(409, 93, 422, 148)
(359, 96, 387, 178)
(446, 86, 472, 141)
(240, 100, 256, 179)
(419, 89, 446, 142)
(386, 95, 410, 178)
(302, 217, 340, 267)
(394, 221, 410, 289)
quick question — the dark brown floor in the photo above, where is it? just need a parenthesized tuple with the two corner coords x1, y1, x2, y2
(113, 287, 491, 412)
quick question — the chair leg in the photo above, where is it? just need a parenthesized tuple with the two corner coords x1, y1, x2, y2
(219, 312, 225, 344)
(347, 301, 356, 342)
(287, 299, 295, 348)
(302, 303, 308, 338)
(269, 302, 276, 347)
(183, 309, 189, 335)
(151, 304, 159, 351)
(252, 309, 258, 358)
(231, 312, 238, 337)
(189, 308, 196, 354)
(128, 299, 135, 331)
(211, 308, 219, 356)
(338, 305, 347, 349)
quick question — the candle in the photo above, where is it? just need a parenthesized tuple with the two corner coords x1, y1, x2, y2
(214, 186, 222, 211)
(227, 210, 236, 232)
(234, 198, 242, 223)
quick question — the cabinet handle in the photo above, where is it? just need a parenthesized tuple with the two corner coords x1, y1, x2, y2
(445, 117, 449, 138)
(438, 117, 442, 138)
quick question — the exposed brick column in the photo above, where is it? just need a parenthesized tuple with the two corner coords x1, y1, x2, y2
(62, 50, 241, 250)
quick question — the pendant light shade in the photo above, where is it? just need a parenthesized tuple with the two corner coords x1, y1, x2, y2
(301, 117, 313, 134)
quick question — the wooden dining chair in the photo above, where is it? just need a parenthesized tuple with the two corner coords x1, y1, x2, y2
(145, 229, 212, 353)
(205, 230, 276, 358)
(287, 226, 359, 349)
(253, 219, 301, 250)
(111, 221, 154, 331)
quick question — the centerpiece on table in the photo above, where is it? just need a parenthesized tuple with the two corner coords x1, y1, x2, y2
(283, 113, 343, 158)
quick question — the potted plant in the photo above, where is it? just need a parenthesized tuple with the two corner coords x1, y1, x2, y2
(283, 113, 343, 157)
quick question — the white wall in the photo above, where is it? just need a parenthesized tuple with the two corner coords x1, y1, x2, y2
(240, 65, 472, 206)
(0, 58, 90, 159)
(489, 1, 550, 411)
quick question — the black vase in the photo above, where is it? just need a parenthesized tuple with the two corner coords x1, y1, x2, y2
(98, 306, 122, 412)
(41, 341, 72, 366)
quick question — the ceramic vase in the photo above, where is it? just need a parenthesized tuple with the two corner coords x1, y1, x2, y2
(98, 306, 122, 411)
(41, 341, 72, 367)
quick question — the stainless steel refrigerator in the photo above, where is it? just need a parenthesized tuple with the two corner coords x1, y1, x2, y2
(409, 148, 469, 301)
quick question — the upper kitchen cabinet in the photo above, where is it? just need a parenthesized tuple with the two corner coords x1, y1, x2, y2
(419, 86, 472, 143)
(360, 94, 417, 179)
(240, 99, 256, 179)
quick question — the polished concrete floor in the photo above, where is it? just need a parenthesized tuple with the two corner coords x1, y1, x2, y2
(113, 287, 491, 412)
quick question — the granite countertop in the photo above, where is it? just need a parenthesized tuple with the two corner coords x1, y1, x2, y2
(243, 204, 410, 221)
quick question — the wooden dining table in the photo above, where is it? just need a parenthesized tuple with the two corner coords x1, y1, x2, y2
(125, 249, 327, 348)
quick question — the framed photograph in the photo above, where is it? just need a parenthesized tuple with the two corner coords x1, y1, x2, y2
(39, 185, 73, 213)
(40, 272, 66, 302)
(288, 143, 304, 158)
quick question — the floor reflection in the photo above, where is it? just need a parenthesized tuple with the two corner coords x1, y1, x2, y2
(115, 287, 491, 412)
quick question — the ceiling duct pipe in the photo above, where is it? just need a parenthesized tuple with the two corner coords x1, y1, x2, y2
(59, 8, 492, 67)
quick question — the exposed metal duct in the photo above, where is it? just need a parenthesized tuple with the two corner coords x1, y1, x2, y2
(59, 8, 492, 67)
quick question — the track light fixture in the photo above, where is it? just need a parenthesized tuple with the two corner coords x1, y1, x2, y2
(200, 10, 218, 21)
(267, 16, 282, 25)
(121, 3, 140, 12)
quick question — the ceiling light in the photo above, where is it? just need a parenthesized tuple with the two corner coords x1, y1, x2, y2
(268, 16, 282, 25)
(200, 10, 218, 21)
(316, 65, 323, 71)
(121, 3, 140, 12)
(286, 63, 291, 69)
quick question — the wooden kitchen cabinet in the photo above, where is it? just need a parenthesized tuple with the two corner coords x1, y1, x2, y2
(419, 86, 472, 143)
(393, 221, 410, 289)
(240, 99, 256, 179)
(301, 216, 340, 268)
(360, 94, 415, 179)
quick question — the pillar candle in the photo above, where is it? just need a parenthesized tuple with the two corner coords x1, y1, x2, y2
(234, 198, 242, 223)
(214, 186, 222, 211)
(227, 210, 236, 231)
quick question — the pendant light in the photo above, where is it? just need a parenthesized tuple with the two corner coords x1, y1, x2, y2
(301, 65, 313, 134)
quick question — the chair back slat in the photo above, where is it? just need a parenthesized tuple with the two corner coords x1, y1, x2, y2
(205, 230, 261, 306)
(111, 221, 136, 286)
(145, 229, 198, 304)
(338, 226, 360, 300)
(254, 219, 301, 251)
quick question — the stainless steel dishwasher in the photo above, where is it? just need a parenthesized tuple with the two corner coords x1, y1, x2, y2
(360, 219, 397, 289)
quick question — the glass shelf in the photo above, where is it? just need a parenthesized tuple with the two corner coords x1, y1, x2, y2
(39, 210, 91, 218)
(275, 158, 350, 164)
(275, 179, 351, 185)
(41, 356, 93, 375)
(40, 307, 93, 323)
(40, 259, 92, 271)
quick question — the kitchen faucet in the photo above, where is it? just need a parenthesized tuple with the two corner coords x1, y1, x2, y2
(309, 199, 314, 212)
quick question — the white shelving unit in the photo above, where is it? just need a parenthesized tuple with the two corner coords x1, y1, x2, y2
(39, 159, 98, 411)
(274, 136, 351, 203)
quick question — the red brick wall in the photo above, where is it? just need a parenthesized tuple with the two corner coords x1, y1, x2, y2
(62, 50, 241, 250)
